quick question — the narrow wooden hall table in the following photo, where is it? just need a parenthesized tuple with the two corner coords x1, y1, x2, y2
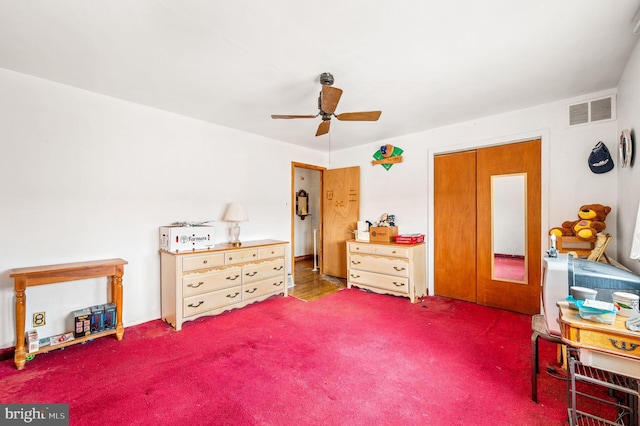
(10, 258, 127, 370)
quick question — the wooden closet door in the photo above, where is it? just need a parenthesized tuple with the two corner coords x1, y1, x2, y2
(434, 151, 477, 302)
(476, 140, 541, 315)
(322, 166, 360, 278)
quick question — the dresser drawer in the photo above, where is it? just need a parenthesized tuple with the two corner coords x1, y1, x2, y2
(348, 269, 409, 294)
(569, 327, 640, 358)
(349, 242, 409, 258)
(182, 266, 242, 297)
(242, 276, 286, 300)
(349, 254, 409, 277)
(225, 249, 258, 265)
(258, 245, 285, 259)
(243, 259, 285, 284)
(183, 286, 242, 317)
(182, 253, 225, 272)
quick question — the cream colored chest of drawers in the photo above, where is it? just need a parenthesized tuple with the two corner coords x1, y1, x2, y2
(161, 240, 288, 330)
(347, 240, 426, 303)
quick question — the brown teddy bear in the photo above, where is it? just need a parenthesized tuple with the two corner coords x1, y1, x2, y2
(549, 204, 611, 240)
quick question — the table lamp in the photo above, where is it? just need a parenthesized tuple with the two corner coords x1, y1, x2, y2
(224, 202, 248, 246)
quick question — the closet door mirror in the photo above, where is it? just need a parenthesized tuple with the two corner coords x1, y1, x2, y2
(491, 173, 527, 284)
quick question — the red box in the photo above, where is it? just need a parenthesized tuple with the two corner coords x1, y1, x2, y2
(395, 234, 425, 244)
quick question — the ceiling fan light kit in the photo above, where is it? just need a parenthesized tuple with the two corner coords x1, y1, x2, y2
(271, 73, 382, 137)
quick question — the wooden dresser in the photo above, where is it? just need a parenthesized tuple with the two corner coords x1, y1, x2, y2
(161, 240, 288, 330)
(346, 240, 426, 303)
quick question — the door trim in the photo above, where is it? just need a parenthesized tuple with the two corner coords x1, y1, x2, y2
(427, 129, 550, 301)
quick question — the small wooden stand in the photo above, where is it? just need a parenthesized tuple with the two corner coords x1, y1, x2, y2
(556, 236, 596, 257)
(10, 258, 127, 370)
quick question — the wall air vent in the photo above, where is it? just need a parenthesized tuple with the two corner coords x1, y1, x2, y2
(568, 95, 615, 127)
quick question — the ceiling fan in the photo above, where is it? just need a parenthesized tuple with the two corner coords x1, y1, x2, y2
(271, 72, 382, 137)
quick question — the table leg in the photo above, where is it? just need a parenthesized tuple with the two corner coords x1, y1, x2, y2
(14, 279, 27, 370)
(112, 269, 124, 341)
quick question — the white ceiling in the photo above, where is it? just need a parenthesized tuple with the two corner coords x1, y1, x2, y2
(1, 1, 639, 152)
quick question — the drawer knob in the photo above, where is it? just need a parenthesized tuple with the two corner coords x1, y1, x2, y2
(246, 271, 258, 277)
(246, 288, 258, 294)
(187, 281, 204, 288)
(203, 260, 208, 264)
(188, 301, 204, 308)
(393, 266, 406, 271)
(392, 282, 405, 287)
(273, 266, 283, 271)
(226, 275, 240, 281)
(226, 292, 240, 299)
(608, 339, 639, 352)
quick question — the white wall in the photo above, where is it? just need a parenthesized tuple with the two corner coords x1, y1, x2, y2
(0, 68, 326, 349)
(616, 39, 640, 275)
(331, 90, 620, 295)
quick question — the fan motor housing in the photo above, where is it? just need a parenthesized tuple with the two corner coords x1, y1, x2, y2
(320, 72, 334, 86)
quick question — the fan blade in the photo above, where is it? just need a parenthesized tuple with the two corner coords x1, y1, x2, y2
(321, 86, 343, 114)
(271, 114, 317, 119)
(316, 120, 330, 136)
(335, 111, 382, 121)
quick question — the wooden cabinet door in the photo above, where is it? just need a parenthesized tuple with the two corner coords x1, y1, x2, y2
(322, 166, 360, 278)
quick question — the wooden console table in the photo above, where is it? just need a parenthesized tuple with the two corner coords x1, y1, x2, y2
(10, 258, 127, 370)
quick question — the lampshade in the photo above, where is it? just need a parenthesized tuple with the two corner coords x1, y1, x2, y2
(224, 202, 248, 222)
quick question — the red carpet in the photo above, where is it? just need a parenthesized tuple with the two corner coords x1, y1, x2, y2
(494, 255, 526, 281)
(1, 289, 573, 425)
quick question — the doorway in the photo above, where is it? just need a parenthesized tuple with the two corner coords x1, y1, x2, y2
(433, 139, 541, 315)
(290, 163, 359, 300)
(291, 163, 323, 283)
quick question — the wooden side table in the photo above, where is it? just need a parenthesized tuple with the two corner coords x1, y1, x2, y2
(10, 258, 127, 370)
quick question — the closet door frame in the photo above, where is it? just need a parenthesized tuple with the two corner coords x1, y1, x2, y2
(427, 130, 550, 308)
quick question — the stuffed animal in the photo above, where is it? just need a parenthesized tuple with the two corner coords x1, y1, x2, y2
(549, 204, 612, 240)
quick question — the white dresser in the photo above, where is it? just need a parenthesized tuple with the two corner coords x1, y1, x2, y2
(346, 240, 426, 303)
(161, 240, 288, 330)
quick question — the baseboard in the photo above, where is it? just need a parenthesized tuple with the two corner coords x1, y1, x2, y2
(294, 254, 314, 261)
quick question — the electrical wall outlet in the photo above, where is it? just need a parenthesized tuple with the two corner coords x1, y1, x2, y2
(33, 311, 46, 327)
